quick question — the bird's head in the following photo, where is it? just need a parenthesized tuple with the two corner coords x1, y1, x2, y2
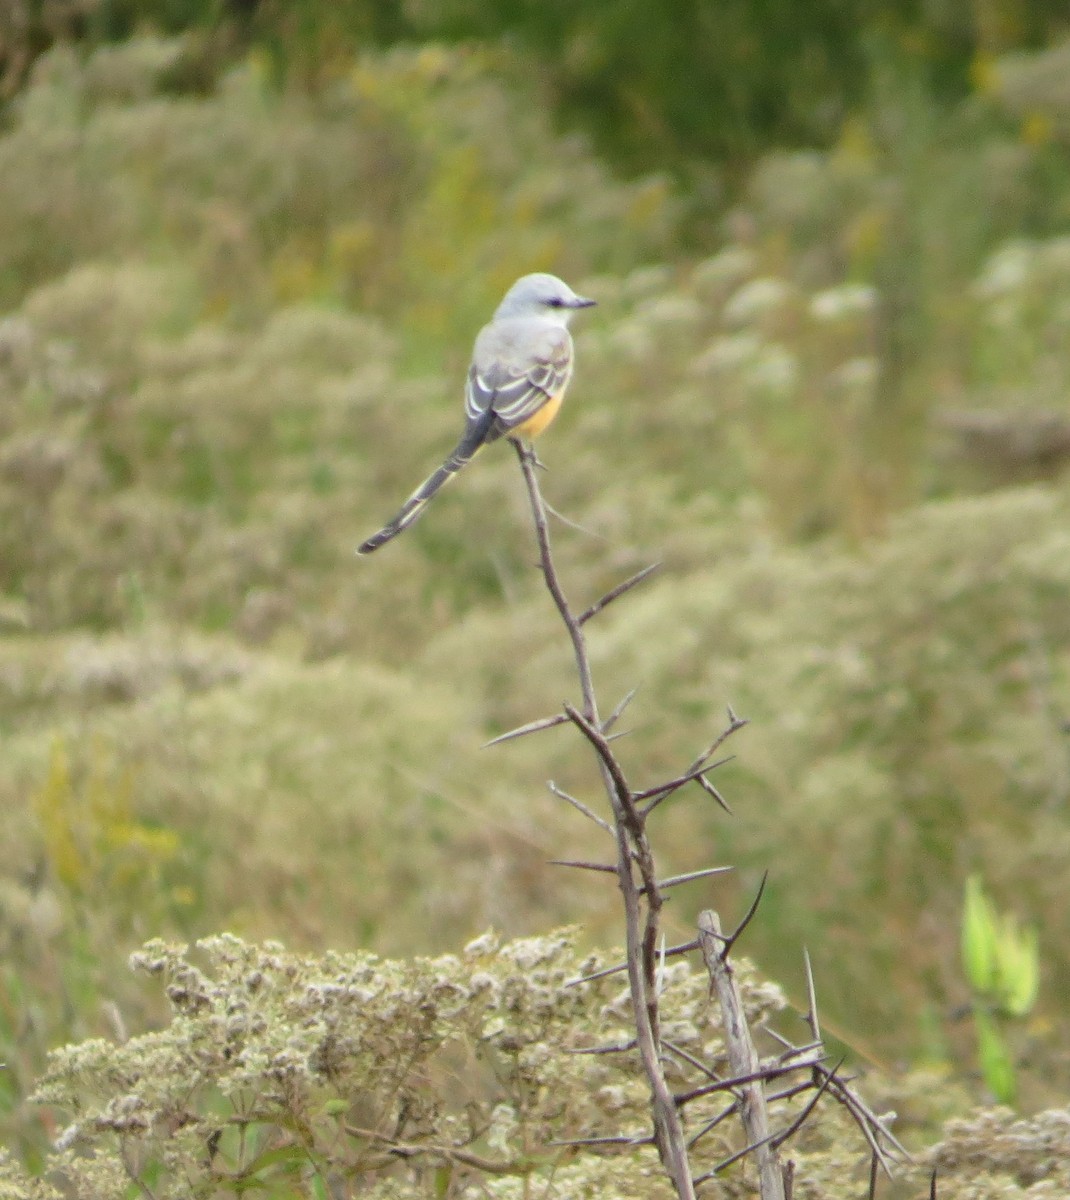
(495, 273, 597, 323)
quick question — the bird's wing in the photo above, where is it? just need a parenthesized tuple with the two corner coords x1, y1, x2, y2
(465, 325, 573, 435)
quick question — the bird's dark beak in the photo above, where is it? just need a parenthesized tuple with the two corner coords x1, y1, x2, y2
(571, 295, 597, 308)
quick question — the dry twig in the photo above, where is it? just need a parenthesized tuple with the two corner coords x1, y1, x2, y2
(502, 439, 902, 1198)
(698, 910, 786, 1200)
(510, 439, 696, 1198)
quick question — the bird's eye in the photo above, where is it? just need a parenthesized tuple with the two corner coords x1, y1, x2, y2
(546, 298, 563, 308)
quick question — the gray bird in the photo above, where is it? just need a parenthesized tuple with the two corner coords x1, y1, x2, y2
(357, 273, 595, 555)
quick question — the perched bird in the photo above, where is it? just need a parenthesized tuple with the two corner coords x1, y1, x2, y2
(357, 273, 595, 554)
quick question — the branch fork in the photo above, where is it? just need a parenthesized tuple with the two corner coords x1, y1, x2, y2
(502, 440, 904, 1198)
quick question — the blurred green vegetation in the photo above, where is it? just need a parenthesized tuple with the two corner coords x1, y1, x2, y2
(5, 0, 1070, 166)
(1, 4, 1070, 1184)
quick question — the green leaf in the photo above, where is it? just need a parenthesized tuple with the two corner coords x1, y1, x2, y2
(434, 1164, 452, 1199)
(998, 921, 1040, 1018)
(974, 1006, 1017, 1105)
(962, 874, 998, 996)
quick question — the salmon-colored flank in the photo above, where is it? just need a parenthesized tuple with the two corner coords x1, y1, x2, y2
(512, 389, 564, 439)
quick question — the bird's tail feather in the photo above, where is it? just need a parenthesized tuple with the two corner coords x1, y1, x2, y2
(357, 436, 484, 555)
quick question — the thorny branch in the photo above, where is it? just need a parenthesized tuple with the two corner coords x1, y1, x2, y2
(699, 910, 785, 1200)
(505, 439, 905, 1198)
(511, 438, 697, 1199)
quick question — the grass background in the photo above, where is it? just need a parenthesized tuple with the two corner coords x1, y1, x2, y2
(3, 6, 1070, 1171)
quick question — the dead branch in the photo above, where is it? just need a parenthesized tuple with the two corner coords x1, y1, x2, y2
(577, 562, 661, 625)
(345, 1125, 531, 1176)
(548, 858, 618, 874)
(507, 439, 902, 1198)
(546, 781, 613, 833)
(698, 909, 786, 1200)
(511, 439, 696, 1200)
(483, 713, 570, 747)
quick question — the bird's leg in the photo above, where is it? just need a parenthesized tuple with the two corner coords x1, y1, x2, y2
(508, 437, 551, 479)
(511, 439, 542, 470)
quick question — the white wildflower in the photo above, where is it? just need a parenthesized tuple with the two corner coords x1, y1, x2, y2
(830, 356, 879, 392)
(634, 293, 703, 331)
(621, 263, 674, 300)
(486, 1103, 518, 1155)
(809, 283, 877, 321)
(463, 931, 499, 960)
(974, 240, 1036, 298)
(606, 317, 656, 363)
(597, 1085, 629, 1113)
(689, 332, 763, 375)
(723, 277, 793, 326)
(744, 345, 799, 397)
(693, 246, 756, 294)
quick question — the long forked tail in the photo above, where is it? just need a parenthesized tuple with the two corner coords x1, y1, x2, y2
(357, 429, 486, 555)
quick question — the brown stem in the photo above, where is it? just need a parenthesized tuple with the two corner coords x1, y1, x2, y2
(511, 440, 696, 1200)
